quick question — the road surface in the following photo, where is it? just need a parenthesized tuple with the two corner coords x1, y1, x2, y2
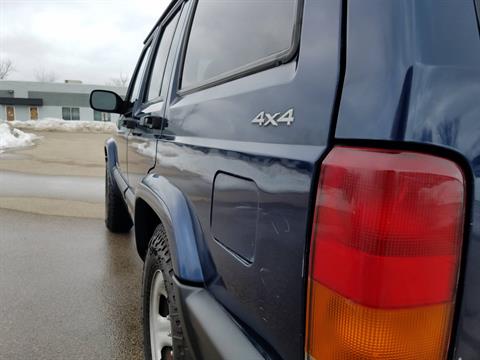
(0, 130, 143, 359)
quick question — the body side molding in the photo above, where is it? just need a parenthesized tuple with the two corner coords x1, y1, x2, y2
(174, 276, 264, 360)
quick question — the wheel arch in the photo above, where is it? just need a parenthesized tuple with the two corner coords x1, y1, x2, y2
(135, 174, 206, 284)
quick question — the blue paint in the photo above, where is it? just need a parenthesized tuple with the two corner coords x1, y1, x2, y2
(337, 1, 480, 358)
(211, 172, 260, 264)
(99, 0, 480, 358)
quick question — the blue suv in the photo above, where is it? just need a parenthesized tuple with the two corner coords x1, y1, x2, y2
(90, 0, 480, 359)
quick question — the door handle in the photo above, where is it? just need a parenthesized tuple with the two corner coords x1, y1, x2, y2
(140, 115, 168, 130)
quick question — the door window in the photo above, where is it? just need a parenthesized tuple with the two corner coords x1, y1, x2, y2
(146, 10, 181, 101)
(129, 44, 152, 104)
(6, 106, 15, 121)
(182, 0, 298, 90)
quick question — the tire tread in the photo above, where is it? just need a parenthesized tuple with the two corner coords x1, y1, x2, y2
(144, 224, 191, 360)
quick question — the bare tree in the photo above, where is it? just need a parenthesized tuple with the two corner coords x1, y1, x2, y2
(34, 68, 58, 82)
(0, 59, 14, 80)
(107, 73, 130, 87)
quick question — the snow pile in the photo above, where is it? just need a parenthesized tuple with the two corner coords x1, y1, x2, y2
(134, 141, 157, 158)
(10, 118, 117, 133)
(0, 123, 40, 152)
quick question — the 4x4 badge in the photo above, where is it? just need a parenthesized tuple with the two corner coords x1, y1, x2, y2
(251, 109, 294, 127)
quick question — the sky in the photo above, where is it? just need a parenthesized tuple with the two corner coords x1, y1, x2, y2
(0, 0, 168, 85)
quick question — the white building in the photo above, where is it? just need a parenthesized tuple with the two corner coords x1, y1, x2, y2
(0, 80, 126, 122)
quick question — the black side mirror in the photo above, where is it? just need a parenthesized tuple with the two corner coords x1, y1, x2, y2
(90, 90, 125, 114)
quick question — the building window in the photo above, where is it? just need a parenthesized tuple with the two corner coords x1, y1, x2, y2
(6, 106, 15, 121)
(94, 110, 102, 121)
(71, 107, 80, 120)
(62, 107, 71, 120)
(94, 110, 111, 122)
(62, 107, 80, 121)
(30, 107, 39, 120)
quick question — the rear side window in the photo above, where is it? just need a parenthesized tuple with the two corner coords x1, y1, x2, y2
(181, 0, 298, 90)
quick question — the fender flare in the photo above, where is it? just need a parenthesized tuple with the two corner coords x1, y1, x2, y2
(104, 137, 118, 172)
(135, 174, 205, 284)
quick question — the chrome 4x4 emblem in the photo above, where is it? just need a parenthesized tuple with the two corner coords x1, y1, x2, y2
(251, 109, 294, 127)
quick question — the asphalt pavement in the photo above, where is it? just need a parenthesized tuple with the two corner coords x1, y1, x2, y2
(0, 131, 144, 359)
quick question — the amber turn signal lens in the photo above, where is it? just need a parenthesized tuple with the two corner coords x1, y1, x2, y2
(307, 281, 454, 360)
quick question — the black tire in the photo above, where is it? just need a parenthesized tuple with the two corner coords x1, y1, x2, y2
(105, 167, 132, 233)
(143, 224, 190, 360)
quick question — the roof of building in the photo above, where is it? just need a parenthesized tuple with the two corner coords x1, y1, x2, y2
(0, 97, 43, 106)
(0, 80, 127, 96)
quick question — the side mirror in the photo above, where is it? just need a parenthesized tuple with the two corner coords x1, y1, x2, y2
(90, 90, 125, 114)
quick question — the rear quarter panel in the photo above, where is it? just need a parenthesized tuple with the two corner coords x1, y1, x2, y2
(336, 1, 480, 358)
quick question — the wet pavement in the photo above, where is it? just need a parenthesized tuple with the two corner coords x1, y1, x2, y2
(0, 171, 104, 202)
(0, 131, 144, 359)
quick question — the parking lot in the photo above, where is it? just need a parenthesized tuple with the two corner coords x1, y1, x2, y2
(0, 131, 144, 359)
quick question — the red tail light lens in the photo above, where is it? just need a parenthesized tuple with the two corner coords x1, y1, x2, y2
(306, 147, 465, 359)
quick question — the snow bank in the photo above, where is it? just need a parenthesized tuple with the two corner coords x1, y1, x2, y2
(10, 118, 117, 133)
(0, 123, 40, 152)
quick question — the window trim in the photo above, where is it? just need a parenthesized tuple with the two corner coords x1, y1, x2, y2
(125, 36, 155, 105)
(143, 2, 184, 105)
(177, 0, 304, 95)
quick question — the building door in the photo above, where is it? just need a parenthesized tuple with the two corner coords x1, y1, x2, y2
(6, 106, 15, 121)
(30, 107, 39, 120)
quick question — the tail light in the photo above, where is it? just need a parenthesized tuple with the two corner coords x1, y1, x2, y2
(306, 147, 465, 359)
